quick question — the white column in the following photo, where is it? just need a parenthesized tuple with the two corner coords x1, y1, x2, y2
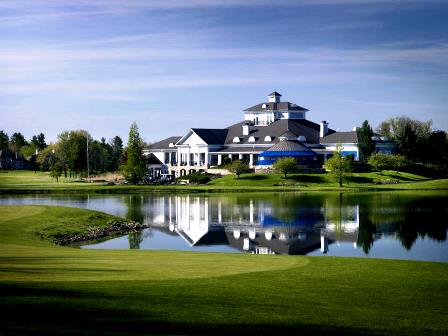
(218, 155, 222, 165)
(238, 154, 243, 160)
(250, 200, 254, 224)
(228, 154, 232, 159)
(187, 146, 191, 166)
(249, 154, 254, 166)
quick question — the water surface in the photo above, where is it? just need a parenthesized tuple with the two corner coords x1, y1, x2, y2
(1, 192, 447, 262)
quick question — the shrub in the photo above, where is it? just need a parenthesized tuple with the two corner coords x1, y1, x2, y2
(229, 160, 250, 179)
(273, 157, 297, 178)
(176, 172, 211, 184)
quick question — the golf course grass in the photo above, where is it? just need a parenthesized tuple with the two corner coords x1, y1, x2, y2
(1, 170, 447, 193)
(0, 205, 447, 335)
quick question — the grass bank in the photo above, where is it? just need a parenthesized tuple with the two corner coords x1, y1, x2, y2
(0, 205, 447, 335)
(1, 170, 447, 193)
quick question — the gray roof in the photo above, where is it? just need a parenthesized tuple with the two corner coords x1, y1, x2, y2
(191, 128, 228, 144)
(244, 102, 308, 112)
(279, 130, 297, 139)
(224, 119, 335, 145)
(146, 153, 163, 165)
(146, 136, 181, 150)
(321, 131, 358, 144)
(268, 91, 282, 97)
(209, 146, 267, 154)
(264, 140, 314, 153)
(147, 117, 336, 149)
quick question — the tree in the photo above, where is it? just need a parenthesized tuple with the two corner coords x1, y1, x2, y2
(357, 120, 375, 161)
(9, 132, 27, 152)
(273, 157, 297, 178)
(57, 130, 90, 177)
(121, 122, 147, 184)
(376, 121, 392, 139)
(325, 149, 353, 187)
(109, 136, 124, 171)
(425, 130, 448, 166)
(36, 144, 58, 171)
(229, 160, 250, 179)
(50, 162, 63, 182)
(31, 133, 47, 150)
(89, 140, 111, 173)
(390, 154, 408, 174)
(368, 153, 392, 173)
(369, 153, 408, 174)
(376, 116, 432, 161)
(0, 131, 9, 150)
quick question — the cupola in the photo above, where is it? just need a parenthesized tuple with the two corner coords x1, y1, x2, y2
(268, 91, 282, 103)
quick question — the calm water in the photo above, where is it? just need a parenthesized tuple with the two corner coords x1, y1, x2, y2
(1, 192, 447, 262)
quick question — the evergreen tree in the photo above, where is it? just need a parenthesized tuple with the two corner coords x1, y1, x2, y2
(0, 131, 9, 150)
(109, 136, 124, 171)
(10, 132, 28, 152)
(357, 120, 375, 161)
(122, 123, 147, 184)
(31, 133, 47, 150)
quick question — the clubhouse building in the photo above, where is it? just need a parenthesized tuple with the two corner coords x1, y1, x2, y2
(144, 92, 396, 178)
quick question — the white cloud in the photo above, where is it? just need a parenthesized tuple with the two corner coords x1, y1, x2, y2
(0, 0, 442, 26)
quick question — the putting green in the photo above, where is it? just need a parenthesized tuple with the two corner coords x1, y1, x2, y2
(0, 205, 304, 282)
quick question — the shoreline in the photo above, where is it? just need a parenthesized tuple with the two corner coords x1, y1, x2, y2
(1, 181, 447, 194)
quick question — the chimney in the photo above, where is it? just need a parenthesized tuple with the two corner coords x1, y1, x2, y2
(320, 121, 328, 138)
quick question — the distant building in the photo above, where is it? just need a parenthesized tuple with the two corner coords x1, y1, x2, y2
(0, 149, 29, 170)
(144, 92, 397, 177)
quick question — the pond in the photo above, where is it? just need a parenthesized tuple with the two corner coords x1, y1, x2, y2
(1, 192, 447, 262)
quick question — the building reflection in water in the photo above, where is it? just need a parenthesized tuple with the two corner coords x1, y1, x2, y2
(135, 195, 359, 255)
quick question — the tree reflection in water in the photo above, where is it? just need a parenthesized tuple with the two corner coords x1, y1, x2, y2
(80, 192, 447, 259)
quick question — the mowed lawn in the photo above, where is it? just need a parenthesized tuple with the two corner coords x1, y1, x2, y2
(0, 170, 86, 186)
(1, 169, 447, 192)
(0, 205, 447, 335)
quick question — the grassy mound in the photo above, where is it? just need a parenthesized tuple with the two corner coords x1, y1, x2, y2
(0, 205, 447, 335)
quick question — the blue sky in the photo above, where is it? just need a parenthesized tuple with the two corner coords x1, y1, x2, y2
(1, 0, 447, 143)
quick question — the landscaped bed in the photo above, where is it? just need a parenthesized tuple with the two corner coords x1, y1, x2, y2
(0, 205, 447, 335)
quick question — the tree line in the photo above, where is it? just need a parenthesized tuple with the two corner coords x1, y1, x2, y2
(357, 116, 447, 165)
(0, 125, 146, 180)
(1, 129, 124, 177)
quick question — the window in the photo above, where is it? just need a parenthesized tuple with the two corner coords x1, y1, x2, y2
(233, 137, 241, 143)
(264, 136, 272, 142)
(168, 142, 175, 148)
(248, 136, 256, 143)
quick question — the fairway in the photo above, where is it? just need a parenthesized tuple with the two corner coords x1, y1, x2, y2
(0, 205, 447, 335)
(1, 170, 447, 193)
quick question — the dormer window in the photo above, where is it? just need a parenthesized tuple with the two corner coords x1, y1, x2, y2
(248, 136, 256, 143)
(168, 143, 175, 148)
(298, 135, 306, 142)
(262, 104, 267, 109)
(264, 136, 272, 142)
(233, 137, 241, 143)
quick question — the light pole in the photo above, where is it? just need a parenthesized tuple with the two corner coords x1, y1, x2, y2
(86, 135, 90, 182)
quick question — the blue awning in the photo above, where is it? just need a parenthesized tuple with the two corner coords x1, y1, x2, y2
(259, 150, 317, 157)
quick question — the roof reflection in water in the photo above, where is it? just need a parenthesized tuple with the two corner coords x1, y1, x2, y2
(142, 195, 359, 255)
